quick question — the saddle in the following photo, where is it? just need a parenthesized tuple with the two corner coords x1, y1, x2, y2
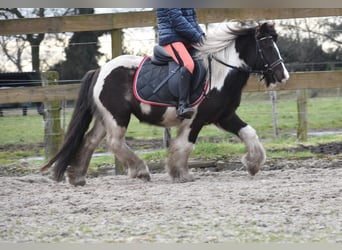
(133, 45, 208, 107)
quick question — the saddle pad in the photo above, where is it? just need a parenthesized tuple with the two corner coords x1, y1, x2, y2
(133, 56, 208, 107)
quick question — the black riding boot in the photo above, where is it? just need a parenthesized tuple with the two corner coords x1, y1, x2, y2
(176, 67, 195, 119)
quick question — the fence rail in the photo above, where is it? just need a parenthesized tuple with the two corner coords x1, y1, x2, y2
(0, 71, 341, 104)
(0, 9, 341, 36)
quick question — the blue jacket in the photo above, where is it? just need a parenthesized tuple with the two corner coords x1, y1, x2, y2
(156, 8, 205, 46)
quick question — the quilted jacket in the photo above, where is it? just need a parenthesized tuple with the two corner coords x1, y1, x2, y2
(156, 8, 205, 46)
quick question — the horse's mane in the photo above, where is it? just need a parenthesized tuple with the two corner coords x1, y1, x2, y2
(195, 20, 260, 88)
(196, 20, 259, 56)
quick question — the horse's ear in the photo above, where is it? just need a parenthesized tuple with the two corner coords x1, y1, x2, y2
(256, 22, 275, 37)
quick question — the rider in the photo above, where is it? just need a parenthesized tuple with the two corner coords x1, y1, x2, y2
(156, 8, 205, 119)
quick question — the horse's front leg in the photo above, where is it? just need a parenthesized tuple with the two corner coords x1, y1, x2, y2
(166, 121, 200, 182)
(239, 125, 266, 175)
(217, 113, 266, 175)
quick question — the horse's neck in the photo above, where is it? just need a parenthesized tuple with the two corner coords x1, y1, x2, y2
(209, 62, 232, 90)
(221, 70, 250, 95)
(206, 44, 247, 91)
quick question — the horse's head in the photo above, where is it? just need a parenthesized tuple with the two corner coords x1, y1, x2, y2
(254, 22, 289, 86)
(197, 20, 289, 89)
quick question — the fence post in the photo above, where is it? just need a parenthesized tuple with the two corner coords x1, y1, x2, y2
(111, 29, 123, 58)
(111, 28, 126, 175)
(41, 71, 63, 160)
(296, 89, 308, 141)
(269, 90, 279, 137)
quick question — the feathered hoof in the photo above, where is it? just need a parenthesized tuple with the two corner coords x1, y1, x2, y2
(171, 173, 195, 183)
(136, 170, 151, 182)
(66, 175, 86, 186)
(247, 164, 260, 176)
(241, 154, 265, 176)
(128, 167, 151, 182)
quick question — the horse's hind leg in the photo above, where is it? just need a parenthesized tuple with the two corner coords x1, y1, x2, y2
(166, 123, 195, 182)
(106, 122, 151, 181)
(66, 118, 106, 186)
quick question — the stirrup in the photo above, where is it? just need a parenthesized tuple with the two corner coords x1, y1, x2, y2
(176, 105, 194, 119)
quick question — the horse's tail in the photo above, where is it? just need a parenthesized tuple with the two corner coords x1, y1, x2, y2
(41, 69, 99, 181)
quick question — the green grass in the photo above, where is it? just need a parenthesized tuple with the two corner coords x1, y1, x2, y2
(238, 95, 342, 138)
(0, 115, 45, 144)
(0, 94, 341, 166)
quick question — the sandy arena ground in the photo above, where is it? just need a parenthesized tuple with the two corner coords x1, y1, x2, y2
(0, 157, 342, 243)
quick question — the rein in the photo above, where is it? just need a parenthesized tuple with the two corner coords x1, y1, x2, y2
(209, 54, 270, 75)
(206, 35, 283, 93)
(206, 53, 267, 95)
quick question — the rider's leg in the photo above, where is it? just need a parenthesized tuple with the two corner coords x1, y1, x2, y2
(164, 42, 195, 119)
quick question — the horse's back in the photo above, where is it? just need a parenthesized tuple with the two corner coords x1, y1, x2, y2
(103, 55, 143, 72)
(93, 55, 142, 100)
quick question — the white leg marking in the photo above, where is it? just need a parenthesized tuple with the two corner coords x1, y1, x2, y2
(238, 125, 266, 175)
(167, 125, 195, 182)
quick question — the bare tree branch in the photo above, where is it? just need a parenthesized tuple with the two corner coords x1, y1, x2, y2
(0, 36, 26, 71)
(0, 8, 76, 72)
(282, 21, 342, 45)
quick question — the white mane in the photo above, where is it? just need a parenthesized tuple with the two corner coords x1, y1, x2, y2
(195, 20, 259, 90)
(196, 20, 259, 56)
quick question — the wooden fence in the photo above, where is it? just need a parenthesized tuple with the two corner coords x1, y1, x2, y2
(0, 9, 341, 165)
(0, 8, 341, 58)
(0, 71, 341, 104)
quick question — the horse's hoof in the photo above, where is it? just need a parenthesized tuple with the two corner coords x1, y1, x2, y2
(137, 171, 151, 182)
(241, 155, 262, 176)
(172, 173, 195, 183)
(129, 168, 151, 182)
(67, 176, 86, 186)
(241, 151, 266, 176)
(247, 165, 260, 176)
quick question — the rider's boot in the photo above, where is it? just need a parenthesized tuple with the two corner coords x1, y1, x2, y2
(176, 67, 195, 119)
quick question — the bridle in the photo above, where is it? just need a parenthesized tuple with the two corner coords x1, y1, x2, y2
(207, 35, 283, 81)
(255, 35, 284, 75)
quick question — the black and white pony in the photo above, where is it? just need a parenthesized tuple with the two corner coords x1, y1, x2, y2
(42, 21, 289, 186)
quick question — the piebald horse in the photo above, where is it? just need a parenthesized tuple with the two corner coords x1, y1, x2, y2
(42, 21, 289, 186)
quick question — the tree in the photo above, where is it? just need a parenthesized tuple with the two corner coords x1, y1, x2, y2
(277, 17, 342, 72)
(0, 36, 27, 72)
(50, 8, 106, 81)
(0, 8, 75, 72)
(276, 17, 342, 135)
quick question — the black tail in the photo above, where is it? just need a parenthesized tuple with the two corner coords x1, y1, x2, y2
(41, 69, 99, 181)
